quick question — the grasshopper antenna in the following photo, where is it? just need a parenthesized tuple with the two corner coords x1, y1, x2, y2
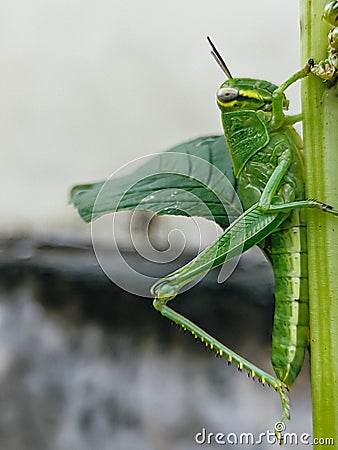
(207, 36, 233, 79)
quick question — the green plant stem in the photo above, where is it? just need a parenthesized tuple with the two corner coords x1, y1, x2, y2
(301, 0, 338, 443)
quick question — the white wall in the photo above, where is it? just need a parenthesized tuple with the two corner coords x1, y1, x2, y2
(1, 0, 300, 241)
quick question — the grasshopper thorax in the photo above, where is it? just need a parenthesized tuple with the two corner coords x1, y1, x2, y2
(216, 78, 289, 112)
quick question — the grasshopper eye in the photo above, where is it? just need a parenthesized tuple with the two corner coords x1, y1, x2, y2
(217, 87, 239, 102)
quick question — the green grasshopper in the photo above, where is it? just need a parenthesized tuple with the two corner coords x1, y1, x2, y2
(150, 36, 338, 427)
(70, 0, 338, 434)
(311, 0, 338, 81)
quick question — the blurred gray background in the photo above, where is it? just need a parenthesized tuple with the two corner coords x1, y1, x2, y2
(1, 1, 312, 449)
(2, 0, 301, 240)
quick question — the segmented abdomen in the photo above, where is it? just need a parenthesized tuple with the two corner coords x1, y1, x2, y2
(269, 209, 308, 388)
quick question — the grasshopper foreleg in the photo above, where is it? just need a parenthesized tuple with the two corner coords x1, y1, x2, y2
(271, 62, 313, 128)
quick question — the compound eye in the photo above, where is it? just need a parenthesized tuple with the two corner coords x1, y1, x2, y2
(217, 87, 239, 103)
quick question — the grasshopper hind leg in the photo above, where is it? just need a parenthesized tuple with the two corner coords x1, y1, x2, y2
(152, 297, 291, 426)
(151, 204, 297, 426)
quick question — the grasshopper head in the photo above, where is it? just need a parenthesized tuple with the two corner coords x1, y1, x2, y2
(206, 37, 289, 113)
(216, 78, 289, 113)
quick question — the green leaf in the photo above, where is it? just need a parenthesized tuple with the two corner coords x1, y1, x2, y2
(70, 135, 242, 230)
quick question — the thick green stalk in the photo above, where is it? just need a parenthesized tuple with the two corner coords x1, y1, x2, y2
(301, 0, 338, 443)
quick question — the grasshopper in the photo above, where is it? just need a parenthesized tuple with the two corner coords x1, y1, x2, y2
(71, 0, 338, 435)
(150, 37, 338, 426)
